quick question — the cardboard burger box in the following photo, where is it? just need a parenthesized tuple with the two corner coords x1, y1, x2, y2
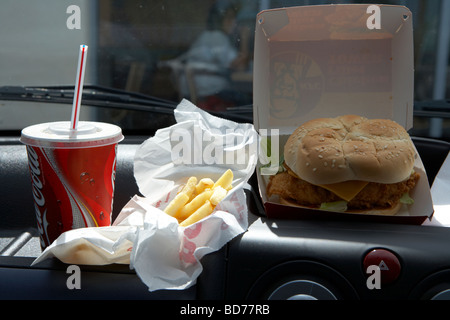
(253, 4, 434, 224)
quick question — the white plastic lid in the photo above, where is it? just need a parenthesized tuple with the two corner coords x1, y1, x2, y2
(20, 121, 124, 149)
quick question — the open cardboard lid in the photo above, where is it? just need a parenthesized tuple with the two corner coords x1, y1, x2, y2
(253, 4, 414, 136)
(252, 4, 433, 224)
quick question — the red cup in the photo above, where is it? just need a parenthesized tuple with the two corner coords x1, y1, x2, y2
(21, 121, 123, 249)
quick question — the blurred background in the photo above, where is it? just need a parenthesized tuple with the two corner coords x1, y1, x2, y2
(0, 0, 449, 140)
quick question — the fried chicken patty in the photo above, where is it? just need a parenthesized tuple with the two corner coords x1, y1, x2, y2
(267, 171, 420, 211)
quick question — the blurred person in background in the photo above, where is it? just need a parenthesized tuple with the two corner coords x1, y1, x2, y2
(170, 0, 252, 111)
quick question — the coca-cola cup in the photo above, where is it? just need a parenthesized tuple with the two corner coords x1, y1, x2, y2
(21, 121, 124, 249)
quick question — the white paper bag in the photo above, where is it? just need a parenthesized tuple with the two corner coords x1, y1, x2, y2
(130, 99, 258, 291)
(134, 99, 258, 201)
(127, 190, 248, 291)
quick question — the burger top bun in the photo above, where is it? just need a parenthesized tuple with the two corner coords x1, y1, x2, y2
(284, 115, 416, 185)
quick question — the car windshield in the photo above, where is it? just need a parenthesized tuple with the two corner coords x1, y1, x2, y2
(0, 0, 449, 140)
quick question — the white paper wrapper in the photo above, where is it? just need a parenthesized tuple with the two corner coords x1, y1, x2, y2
(127, 190, 248, 291)
(32, 99, 259, 292)
(31, 225, 137, 266)
(134, 99, 257, 201)
(130, 99, 258, 291)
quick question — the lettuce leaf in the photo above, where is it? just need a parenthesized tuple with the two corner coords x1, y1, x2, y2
(319, 201, 348, 212)
(400, 193, 414, 205)
(259, 136, 284, 174)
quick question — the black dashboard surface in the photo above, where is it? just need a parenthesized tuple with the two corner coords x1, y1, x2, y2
(1, 136, 450, 300)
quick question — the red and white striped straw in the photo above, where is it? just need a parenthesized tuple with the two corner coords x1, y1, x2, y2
(70, 44, 88, 131)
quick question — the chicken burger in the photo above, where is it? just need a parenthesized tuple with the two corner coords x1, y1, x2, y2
(267, 115, 420, 215)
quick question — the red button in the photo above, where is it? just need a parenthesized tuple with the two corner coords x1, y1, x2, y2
(363, 249, 401, 285)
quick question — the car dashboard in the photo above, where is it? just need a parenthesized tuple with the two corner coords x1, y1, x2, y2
(1, 135, 450, 301)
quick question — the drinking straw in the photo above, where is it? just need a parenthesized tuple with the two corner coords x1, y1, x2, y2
(70, 44, 88, 131)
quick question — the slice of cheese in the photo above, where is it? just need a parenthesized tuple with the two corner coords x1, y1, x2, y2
(318, 180, 369, 202)
(285, 166, 368, 202)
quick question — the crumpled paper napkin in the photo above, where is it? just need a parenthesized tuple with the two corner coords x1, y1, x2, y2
(32, 99, 259, 292)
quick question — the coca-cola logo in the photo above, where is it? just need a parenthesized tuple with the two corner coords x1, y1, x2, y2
(26, 146, 49, 246)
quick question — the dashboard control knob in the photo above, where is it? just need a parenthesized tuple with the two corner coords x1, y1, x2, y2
(268, 280, 337, 300)
(431, 289, 450, 300)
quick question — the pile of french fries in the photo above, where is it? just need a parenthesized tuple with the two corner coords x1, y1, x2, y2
(164, 169, 234, 227)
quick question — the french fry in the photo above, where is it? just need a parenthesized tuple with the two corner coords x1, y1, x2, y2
(176, 189, 214, 221)
(164, 193, 190, 217)
(181, 176, 198, 200)
(213, 169, 233, 190)
(179, 200, 214, 227)
(195, 178, 214, 194)
(210, 186, 227, 206)
(162, 169, 234, 226)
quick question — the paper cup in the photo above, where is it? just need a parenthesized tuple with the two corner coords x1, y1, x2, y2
(21, 121, 123, 249)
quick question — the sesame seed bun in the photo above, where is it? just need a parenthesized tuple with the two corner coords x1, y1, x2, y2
(284, 115, 416, 185)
